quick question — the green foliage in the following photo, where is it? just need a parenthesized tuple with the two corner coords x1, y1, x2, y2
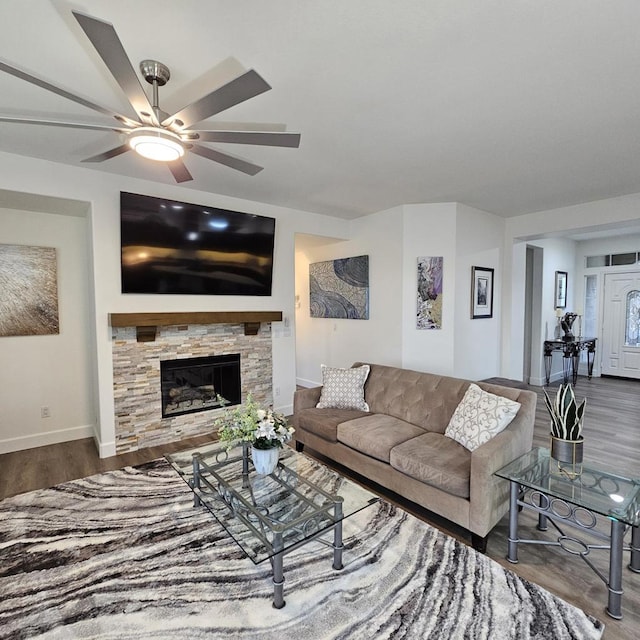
(543, 383, 586, 441)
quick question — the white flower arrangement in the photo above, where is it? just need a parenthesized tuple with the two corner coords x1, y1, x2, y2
(217, 393, 295, 450)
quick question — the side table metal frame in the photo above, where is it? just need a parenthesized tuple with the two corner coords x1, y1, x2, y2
(506, 480, 640, 619)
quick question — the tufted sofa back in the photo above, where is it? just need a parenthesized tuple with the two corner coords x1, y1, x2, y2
(352, 362, 525, 435)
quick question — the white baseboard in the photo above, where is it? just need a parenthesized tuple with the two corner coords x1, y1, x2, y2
(529, 371, 566, 387)
(296, 377, 321, 389)
(0, 424, 95, 455)
(275, 402, 294, 416)
(94, 432, 116, 459)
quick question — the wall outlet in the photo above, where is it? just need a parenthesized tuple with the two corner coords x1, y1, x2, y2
(275, 387, 281, 397)
(41, 406, 51, 418)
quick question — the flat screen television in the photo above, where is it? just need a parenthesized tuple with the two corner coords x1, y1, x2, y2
(120, 192, 276, 295)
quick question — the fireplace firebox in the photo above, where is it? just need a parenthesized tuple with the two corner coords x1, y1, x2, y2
(160, 354, 241, 418)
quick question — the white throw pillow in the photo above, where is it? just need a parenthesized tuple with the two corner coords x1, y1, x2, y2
(316, 364, 370, 411)
(444, 383, 520, 451)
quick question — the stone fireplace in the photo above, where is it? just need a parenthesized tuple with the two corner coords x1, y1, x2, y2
(110, 312, 280, 454)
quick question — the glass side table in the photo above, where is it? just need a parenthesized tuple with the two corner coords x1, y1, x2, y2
(495, 447, 640, 619)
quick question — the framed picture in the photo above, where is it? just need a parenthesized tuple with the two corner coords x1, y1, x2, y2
(471, 266, 494, 319)
(555, 271, 568, 309)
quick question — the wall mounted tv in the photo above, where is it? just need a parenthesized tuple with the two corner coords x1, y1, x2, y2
(120, 192, 275, 295)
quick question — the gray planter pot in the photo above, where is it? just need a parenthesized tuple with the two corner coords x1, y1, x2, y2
(550, 436, 584, 464)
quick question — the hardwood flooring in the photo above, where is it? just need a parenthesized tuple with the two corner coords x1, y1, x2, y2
(0, 432, 218, 500)
(0, 375, 638, 638)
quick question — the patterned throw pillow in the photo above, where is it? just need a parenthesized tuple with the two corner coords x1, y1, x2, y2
(316, 364, 370, 411)
(444, 383, 521, 451)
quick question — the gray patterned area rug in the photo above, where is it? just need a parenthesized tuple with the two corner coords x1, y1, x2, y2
(0, 459, 604, 640)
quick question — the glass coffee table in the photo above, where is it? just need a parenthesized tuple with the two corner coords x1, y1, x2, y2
(166, 442, 379, 608)
(495, 447, 640, 619)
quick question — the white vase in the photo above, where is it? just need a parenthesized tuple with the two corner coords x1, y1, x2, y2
(251, 446, 279, 475)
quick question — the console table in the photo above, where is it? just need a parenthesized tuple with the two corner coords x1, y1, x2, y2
(543, 337, 597, 385)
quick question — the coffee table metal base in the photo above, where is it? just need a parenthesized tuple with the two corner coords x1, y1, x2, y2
(506, 481, 639, 619)
(190, 449, 347, 609)
(268, 506, 344, 609)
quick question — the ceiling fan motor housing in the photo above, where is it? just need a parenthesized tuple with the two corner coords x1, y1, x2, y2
(139, 60, 170, 86)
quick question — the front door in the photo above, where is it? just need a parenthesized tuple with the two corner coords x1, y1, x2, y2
(601, 271, 640, 378)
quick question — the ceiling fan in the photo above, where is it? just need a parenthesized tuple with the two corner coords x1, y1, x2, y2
(0, 10, 300, 183)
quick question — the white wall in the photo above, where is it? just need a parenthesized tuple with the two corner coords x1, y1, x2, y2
(0, 151, 349, 456)
(453, 204, 504, 380)
(295, 207, 404, 387)
(0, 206, 95, 453)
(401, 203, 457, 375)
(295, 202, 506, 385)
(524, 237, 577, 384)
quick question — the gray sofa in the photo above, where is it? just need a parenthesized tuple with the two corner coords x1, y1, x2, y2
(292, 363, 537, 551)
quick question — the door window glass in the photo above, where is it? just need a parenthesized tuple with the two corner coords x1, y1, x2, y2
(584, 275, 597, 338)
(625, 290, 640, 346)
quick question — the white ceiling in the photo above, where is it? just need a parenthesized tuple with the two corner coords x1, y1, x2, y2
(1, 0, 640, 220)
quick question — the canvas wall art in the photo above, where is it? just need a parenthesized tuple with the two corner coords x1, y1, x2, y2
(0, 244, 59, 337)
(416, 256, 443, 329)
(309, 255, 369, 319)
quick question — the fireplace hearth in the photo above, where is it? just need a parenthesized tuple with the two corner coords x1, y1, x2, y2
(160, 354, 241, 418)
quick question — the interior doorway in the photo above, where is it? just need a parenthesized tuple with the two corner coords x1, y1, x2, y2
(523, 245, 544, 384)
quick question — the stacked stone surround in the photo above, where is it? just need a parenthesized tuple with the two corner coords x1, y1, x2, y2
(111, 322, 273, 454)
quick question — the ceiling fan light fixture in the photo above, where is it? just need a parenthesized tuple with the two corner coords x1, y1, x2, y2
(128, 127, 184, 161)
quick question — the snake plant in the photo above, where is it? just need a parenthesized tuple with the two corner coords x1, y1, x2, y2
(543, 383, 586, 441)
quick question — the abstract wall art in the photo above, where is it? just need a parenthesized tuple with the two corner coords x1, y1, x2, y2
(0, 244, 59, 337)
(309, 255, 369, 319)
(416, 256, 443, 329)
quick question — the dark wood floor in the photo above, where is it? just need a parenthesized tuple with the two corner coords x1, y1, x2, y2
(1, 375, 638, 638)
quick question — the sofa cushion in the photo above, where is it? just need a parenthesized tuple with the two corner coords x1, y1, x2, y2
(296, 407, 370, 442)
(444, 383, 521, 451)
(337, 415, 425, 463)
(390, 432, 471, 498)
(316, 364, 370, 411)
(352, 363, 470, 433)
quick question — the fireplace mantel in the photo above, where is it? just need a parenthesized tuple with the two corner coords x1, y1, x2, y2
(109, 311, 283, 342)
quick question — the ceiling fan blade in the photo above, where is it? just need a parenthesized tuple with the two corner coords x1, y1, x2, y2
(0, 60, 137, 126)
(167, 160, 193, 183)
(0, 115, 127, 133)
(190, 143, 263, 175)
(188, 121, 287, 132)
(165, 70, 271, 129)
(72, 11, 157, 125)
(194, 131, 300, 148)
(82, 143, 131, 163)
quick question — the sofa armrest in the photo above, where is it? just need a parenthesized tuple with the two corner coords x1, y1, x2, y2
(468, 389, 537, 537)
(292, 386, 322, 427)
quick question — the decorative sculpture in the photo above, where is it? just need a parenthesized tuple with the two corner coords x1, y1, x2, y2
(561, 312, 577, 341)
